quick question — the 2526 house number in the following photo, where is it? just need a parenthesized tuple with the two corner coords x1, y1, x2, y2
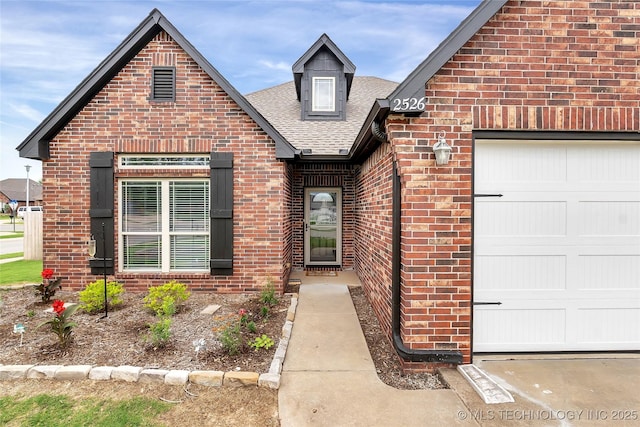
(391, 97, 426, 112)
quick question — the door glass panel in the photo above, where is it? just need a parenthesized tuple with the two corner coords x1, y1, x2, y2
(309, 191, 337, 263)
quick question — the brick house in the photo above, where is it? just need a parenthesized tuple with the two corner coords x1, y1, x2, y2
(18, 0, 639, 371)
(0, 179, 43, 212)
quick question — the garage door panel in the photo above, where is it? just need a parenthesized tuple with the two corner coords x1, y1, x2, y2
(475, 255, 566, 291)
(578, 255, 640, 290)
(475, 144, 567, 184)
(571, 145, 640, 183)
(474, 140, 640, 352)
(474, 309, 566, 352)
(476, 302, 640, 351)
(576, 308, 640, 347)
(475, 201, 567, 236)
(578, 201, 640, 236)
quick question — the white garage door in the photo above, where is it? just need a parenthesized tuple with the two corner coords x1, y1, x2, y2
(474, 139, 640, 352)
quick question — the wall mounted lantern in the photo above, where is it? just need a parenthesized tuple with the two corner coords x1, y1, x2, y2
(87, 235, 96, 258)
(433, 131, 452, 166)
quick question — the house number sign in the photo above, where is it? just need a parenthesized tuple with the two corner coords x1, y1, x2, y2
(391, 96, 426, 112)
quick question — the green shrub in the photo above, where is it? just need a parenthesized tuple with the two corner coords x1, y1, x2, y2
(246, 320, 257, 333)
(259, 277, 278, 306)
(146, 318, 172, 348)
(159, 296, 176, 317)
(260, 305, 270, 319)
(249, 334, 275, 351)
(143, 280, 190, 316)
(79, 280, 124, 313)
(219, 323, 242, 355)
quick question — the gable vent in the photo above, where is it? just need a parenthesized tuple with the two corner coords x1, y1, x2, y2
(152, 67, 175, 101)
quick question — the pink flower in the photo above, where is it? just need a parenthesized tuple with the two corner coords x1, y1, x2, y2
(238, 309, 247, 316)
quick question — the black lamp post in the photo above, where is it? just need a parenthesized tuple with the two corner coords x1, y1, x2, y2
(101, 223, 108, 318)
(88, 226, 108, 318)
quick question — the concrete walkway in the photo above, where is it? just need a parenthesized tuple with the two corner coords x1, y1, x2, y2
(278, 272, 640, 427)
(278, 274, 472, 426)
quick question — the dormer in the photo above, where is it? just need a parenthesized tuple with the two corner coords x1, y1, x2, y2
(293, 34, 355, 121)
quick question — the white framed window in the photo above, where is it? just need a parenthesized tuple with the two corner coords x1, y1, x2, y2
(119, 179, 209, 272)
(119, 154, 209, 169)
(312, 77, 335, 112)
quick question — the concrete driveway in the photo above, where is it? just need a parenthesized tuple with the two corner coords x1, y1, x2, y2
(442, 354, 640, 426)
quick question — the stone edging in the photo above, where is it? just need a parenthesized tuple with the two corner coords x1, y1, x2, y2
(0, 292, 298, 390)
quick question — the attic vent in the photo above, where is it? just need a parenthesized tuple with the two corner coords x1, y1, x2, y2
(152, 67, 175, 101)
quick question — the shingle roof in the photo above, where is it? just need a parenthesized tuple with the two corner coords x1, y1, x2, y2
(246, 76, 398, 155)
(0, 179, 43, 202)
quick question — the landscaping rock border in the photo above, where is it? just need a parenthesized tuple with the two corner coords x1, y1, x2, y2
(0, 292, 298, 390)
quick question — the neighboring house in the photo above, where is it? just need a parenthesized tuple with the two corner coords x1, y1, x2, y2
(18, 0, 639, 371)
(0, 179, 43, 213)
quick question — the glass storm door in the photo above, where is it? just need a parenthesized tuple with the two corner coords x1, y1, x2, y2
(304, 188, 342, 266)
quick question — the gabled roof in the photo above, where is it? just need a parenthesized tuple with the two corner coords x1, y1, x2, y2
(292, 33, 356, 101)
(351, 0, 508, 161)
(0, 179, 43, 202)
(247, 76, 397, 157)
(17, 9, 299, 160)
(388, 0, 508, 112)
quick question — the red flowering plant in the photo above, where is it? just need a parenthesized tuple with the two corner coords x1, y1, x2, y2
(35, 269, 62, 303)
(37, 299, 80, 347)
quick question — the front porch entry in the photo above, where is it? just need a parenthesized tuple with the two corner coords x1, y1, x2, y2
(304, 187, 342, 266)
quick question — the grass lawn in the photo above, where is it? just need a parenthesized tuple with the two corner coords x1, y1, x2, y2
(0, 259, 42, 285)
(0, 232, 24, 239)
(0, 252, 23, 260)
(0, 394, 169, 427)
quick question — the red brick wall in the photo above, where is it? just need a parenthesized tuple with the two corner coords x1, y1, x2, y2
(42, 31, 289, 293)
(360, 0, 639, 369)
(281, 163, 294, 282)
(354, 143, 394, 340)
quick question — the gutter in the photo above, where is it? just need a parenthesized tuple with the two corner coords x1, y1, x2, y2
(348, 99, 390, 163)
(391, 161, 463, 364)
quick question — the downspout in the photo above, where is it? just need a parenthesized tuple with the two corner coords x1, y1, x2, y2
(392, 161, 463, 364)
(371, 119, 387, 143)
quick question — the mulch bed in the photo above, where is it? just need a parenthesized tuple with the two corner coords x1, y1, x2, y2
(0, 286, 289, 373)
(1, 283, 444, 389)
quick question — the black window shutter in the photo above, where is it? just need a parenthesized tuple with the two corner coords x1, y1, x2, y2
(210, 152, 233, 276)
(89, 152, 114, 275)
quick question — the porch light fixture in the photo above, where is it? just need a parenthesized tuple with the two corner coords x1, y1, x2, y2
(433, 131, 452, 166)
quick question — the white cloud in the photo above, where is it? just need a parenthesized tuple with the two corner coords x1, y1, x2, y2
(8, 104, 45, 124)
(257, 60, 291, 72)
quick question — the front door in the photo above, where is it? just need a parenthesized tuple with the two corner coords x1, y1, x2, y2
(304, 188, 342, 266)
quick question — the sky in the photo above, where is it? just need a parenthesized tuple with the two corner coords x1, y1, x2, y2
(0, 0, 481, 182)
